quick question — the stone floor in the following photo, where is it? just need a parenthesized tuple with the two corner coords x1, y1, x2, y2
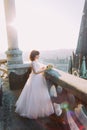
(0, 78, 70, 130)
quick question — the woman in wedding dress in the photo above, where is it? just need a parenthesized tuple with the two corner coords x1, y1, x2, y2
(15, 50, 54, 119)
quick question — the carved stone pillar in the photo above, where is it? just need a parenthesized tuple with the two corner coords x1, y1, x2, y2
(3, 0, 30, 90)
(4, 0, 23, 65)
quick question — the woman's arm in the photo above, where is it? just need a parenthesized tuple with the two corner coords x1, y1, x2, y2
(33, 67, 46, 74)
(32, 62, 47, 74)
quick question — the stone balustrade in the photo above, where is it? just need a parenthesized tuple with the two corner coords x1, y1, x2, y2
(44, 68, 87, 105)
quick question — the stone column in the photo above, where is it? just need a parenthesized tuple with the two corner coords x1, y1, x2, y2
(4, 0, 23, 65)
(3, 0, 31, 90)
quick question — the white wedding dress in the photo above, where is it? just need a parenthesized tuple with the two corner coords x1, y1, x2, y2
(15, 61, 54, 119)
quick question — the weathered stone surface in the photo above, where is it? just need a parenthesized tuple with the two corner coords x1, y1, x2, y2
(9, 67, 32, 90)
(45, 68, 87, 105)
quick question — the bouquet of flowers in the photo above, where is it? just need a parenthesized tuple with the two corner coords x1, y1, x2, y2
(42, 64, 53, 76)
(46, 64, 53, 70)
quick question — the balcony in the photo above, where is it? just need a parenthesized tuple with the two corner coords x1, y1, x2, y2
(0, 63, 87, 129)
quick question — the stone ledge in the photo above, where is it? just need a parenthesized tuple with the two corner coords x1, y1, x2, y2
(45, 68, 87, 105)
(7, 63, 31, 69)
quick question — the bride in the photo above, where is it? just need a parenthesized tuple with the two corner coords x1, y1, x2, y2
(15, 50, 54, 119)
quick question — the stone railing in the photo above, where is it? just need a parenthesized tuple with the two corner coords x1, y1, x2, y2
(44, 68, 87, 105)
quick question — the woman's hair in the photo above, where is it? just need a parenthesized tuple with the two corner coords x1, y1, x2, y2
(29, 50, 40, 61)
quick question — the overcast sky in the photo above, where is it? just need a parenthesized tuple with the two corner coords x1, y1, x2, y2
(0, 0, 85, 52)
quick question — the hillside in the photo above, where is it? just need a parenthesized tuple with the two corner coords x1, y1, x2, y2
(0, 49, 74, 62)
(40, 49, 74, 59)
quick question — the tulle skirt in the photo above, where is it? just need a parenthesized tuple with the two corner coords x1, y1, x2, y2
(15, 73, 54, 119)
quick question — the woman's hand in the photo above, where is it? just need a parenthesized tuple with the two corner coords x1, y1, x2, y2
(41, 67, 47, 71)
